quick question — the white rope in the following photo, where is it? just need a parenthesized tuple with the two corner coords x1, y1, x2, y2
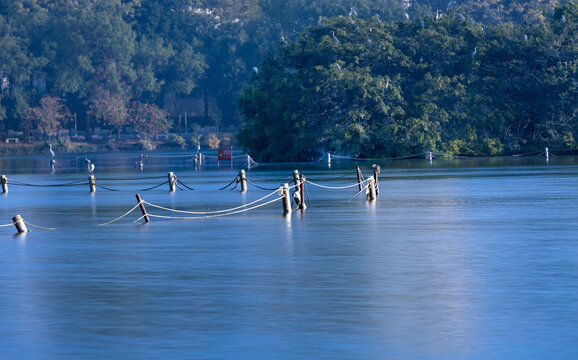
(0, 222, 15, 228)
(99, 202, 143, 225)
(145, 196, 283, 220)
(23, 221, 55, 231)
(305, 179, 364, 190)
(350, 182, 371, 201)
(142, 189, 281, 215)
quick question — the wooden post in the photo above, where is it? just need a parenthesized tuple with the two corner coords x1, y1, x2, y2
(50, 159, 56, 172)
(168, 172, 176, 192)
(12, 214, 28, 234)
(428, 151, 433, 162)
(299, 174, 307, 210)
(239, 169, 247, 193)
(356, 166, 362, 191)
(293, 170, 300, 192)
(372, 164, 380, 196)
(327, 152, 331, 164)
(282, 183, 292, 215)
(545, 147, 549, 160)
(366, 177, 377, 201)
(135, 194, 150, 223)
(89, 175, 96, 193)
(1, 175, 7, 194)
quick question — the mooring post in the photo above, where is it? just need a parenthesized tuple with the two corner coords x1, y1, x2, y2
(12, 214, 28, 234)
(428, 151, 433, 162)
(545, 147, 549, 160)
(50, 159, 56, 172)
(356, 166, 362, 191)
(366, 177, 377, 201)
(299, 174, 307, 210)
(1, 175, 8, 194)
(247, 155, 252, 169)
(168, 172, 176, 192)
(135, 194, 150, 223)
(293, 170, 300, 192)
(89, 174, 96, 193)
(372, 164, 380, 196)
(239, 169, 247, 193)
(282, 183, 292, 215)
(327, 152, 331, 165)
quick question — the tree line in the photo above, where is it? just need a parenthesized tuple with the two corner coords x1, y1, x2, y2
(238, 3, 577, 161)
(0, 0, 574, 155)
(0, 0, 412, 143)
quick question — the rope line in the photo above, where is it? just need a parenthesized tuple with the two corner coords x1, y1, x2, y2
(350, 182, 371, 201)
(142, 189, 281, 215)
(7, 179, 88, 187)
(99, 202, 143, 225)
(140, 180, 169, 191)
(176, 178, 195, 191)
(305, 179, 364, 190)
(95, 184, 121, 191)
(246, 179, 279, 191)
(0, 222, 15, 228)
(220, 176, 239, 190)
(23, 221, 55, 231)
(144, 196, 283, 220)
(95, 176, 166, 181)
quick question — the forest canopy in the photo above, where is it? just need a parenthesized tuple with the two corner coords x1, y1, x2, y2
(238, 3, 577, 161)
(0, 0, 575, 158)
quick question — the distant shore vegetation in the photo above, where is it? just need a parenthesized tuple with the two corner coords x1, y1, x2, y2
(0, 1, 575, 159)
(238, 3, 577, 161)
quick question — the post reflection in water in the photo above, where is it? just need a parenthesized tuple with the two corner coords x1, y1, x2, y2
(1, 153, 578, 359)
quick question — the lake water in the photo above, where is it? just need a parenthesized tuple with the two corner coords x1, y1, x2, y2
(1, 152, 578, 359)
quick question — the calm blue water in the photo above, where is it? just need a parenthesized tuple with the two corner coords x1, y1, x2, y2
(1, 152, 578, 359)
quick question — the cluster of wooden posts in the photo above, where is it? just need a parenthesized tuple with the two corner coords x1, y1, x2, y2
(3, 165, 382, 232)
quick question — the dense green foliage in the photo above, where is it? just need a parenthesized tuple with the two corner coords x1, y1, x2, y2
(0, 0, 575, 157)
(0, 0, 410, 138)
(238, 3, 577, 160)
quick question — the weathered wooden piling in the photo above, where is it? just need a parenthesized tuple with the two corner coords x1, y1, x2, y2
(239, 169, 247, 193)
(12, 214, 28, 234)
(168, 172, 176, 192)
(293, 170, 300, 192)
(135, 194, 150, 223)
(89, 174, 96, 193)
(372, 164, 380, 196)
(1, 175, 7, 194)
(356, 166, 362, 191)
(298, 174, 307, 210)
(282, 183, 292, 215)
(366, 177, 377, 201)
